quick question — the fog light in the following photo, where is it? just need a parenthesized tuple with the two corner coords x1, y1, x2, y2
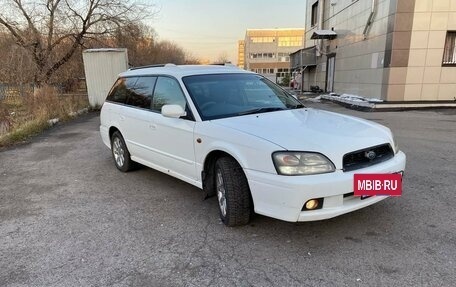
(305, 199, 319, 210)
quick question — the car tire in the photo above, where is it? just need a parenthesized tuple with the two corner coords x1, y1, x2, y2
(215, 157, 252, 226)
(111, 131, 136, 172)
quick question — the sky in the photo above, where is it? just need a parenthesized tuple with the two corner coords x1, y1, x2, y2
(147, 0, 307, 63)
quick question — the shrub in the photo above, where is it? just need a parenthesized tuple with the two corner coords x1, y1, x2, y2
(0, 85, 88, 147)
(0, 102, 12, 135)
(281, 73, 291, 86)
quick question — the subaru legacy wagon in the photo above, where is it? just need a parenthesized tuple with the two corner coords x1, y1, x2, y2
(100, 64, 406, 226)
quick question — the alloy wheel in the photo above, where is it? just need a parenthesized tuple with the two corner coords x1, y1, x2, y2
(112, 137, 125, 167)
(216, 169, 227, 217)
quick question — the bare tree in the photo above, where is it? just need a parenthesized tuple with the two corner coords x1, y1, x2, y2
(112, 24, 190, 66)
(113, 23, 156, 66)
(184, 52, 201, 65)
(0, 0, 154, 86)
(0, 33, 35, 84)
(215, 52, 230, 64)
(151, 40, 186, 64)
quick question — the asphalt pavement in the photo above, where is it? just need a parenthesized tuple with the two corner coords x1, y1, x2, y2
(0, 102, 455, 286)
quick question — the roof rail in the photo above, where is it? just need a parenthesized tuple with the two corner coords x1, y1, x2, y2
(211, 62, 238, 68)
(129, 63, 176, 71)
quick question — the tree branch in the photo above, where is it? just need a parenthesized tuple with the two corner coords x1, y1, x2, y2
(1, 0, 156, 85)
(46, 0, 62, 53)
(0, 17, 26, 47)
(12, 0, 40, 39)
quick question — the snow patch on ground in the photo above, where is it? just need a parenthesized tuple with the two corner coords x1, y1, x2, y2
(320, 93, 383, 107)
(306, 95, 322, 102)
(48, 108, 89, 126)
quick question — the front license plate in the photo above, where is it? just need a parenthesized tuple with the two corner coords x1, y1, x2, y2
(354, 173, 403, 197)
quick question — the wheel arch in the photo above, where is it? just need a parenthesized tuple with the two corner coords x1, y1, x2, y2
(109, 126, 121, 140)
(202, 149, 250, 200)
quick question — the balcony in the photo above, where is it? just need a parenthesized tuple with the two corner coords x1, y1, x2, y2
(290, 46, 317, 70)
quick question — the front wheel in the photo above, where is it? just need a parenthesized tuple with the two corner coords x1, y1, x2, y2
(111, 131, 136, 172)
(215, 157, 252, 226)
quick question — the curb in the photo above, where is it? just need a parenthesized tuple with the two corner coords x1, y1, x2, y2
(316, 96, 456, 112)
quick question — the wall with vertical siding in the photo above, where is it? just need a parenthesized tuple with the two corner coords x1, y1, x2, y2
(82, 49, 129, 107)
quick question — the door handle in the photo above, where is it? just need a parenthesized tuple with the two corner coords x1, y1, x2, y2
(149, 124, 157, 130)
(119, 115, 125, 121)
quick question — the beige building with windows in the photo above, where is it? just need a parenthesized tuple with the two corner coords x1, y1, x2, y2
(241, 28, 305, 83)
(237, 40, 245, 69)
(299, 0, 456, 101)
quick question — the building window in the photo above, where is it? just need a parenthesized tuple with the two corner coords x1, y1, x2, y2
(249, 53, 276, 59)
(251, 37, 275, 43)
(278, 52, 291, 62)
(311, 1, 318, 27)
(443, 31, 456, 65)
(278, 37, 303, 47)
(277, 68, 290, 77)
(251, 68, 275, 74)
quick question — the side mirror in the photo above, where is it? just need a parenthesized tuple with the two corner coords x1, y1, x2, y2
(161, 104, 187, 118)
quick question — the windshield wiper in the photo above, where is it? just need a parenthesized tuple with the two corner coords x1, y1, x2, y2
(237, 107, 286, 116)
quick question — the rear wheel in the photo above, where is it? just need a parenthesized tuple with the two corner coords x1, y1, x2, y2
(215, 157, 252, 226)
(111, 131, 136, 172)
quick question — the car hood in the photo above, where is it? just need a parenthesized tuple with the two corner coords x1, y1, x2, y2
(211, 108, 394, 169)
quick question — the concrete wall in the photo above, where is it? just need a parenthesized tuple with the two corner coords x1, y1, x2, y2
(83, 49, 129, 107)
(305, 0, 393, 99)
(305, 0, 456, 101)
(397, 0, 456, 101)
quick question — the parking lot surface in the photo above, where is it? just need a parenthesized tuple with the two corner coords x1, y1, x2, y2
(1, 102, 455, 286)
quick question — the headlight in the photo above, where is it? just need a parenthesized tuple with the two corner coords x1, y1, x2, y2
(392, 135, 399, 154)
(272, 152, 335, 176)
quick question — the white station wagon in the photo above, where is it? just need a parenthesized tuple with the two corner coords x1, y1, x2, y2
(100, 64, 406, 226)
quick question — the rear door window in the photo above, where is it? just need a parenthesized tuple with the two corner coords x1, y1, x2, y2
(126, 76, 157, 109)
(106, 77, 138, 104)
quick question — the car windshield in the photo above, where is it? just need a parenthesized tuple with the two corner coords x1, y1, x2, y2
(182, 73, 304, 120)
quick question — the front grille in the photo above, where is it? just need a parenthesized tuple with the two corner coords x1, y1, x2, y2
(343, 192, 354, 198)
(343, 144, 394, 172)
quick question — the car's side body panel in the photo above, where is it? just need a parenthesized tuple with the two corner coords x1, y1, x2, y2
(137, 111, 196, 179)
(121, 105, 156, 159)
(100, 102, 124, 149)
(193, 121, 282, 183)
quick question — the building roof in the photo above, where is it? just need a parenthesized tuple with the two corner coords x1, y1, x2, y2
(246, 28, 305, 37)
(83, 48, 127, 53)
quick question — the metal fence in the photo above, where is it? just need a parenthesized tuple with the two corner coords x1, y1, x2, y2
(0, 84, 34, 101)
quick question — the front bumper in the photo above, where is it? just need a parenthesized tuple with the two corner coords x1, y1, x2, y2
(245, 151, 406, 222)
